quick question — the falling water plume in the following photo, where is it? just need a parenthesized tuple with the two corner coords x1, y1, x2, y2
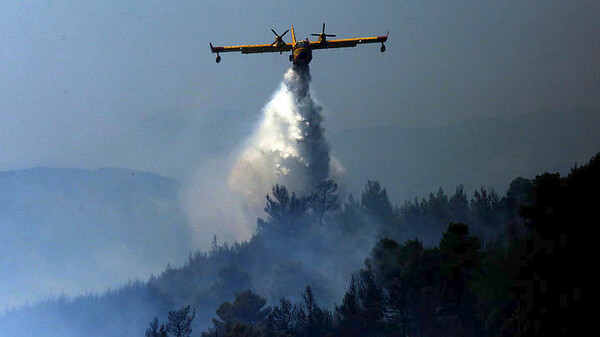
(229, 65, 343, 211)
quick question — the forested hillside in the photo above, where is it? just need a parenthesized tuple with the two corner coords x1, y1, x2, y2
(151, 153, 594, 337)
(2, 153, 594, 336)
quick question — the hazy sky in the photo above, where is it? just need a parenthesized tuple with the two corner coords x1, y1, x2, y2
(1, 0, 599, 180)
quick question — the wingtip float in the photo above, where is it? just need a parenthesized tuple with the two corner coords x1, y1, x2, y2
(209, 23, 388, 66)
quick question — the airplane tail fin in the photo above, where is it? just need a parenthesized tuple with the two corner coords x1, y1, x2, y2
(291, 25, 297, 44)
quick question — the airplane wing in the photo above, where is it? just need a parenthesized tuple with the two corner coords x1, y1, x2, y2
(309, 33, 388, 50)
(210, 42, 292, 54)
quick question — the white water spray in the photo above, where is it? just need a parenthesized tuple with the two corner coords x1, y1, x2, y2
(183, 66, 343, 248)
(229, 65, 343, 209)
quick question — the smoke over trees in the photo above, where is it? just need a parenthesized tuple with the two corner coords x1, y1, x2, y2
(172, 152, 594, 336)
(0, 63, 592, 336)
(1, 152, 594, 335)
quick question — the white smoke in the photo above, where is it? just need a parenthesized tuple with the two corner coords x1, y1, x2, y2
(229, 65, 343, 214)
(183, 65, 343, 248)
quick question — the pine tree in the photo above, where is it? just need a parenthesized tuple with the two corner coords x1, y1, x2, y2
(309, 179, 340, 226)
(296, 286, 332, 336)
(166, 305, 195, 337)
(358, 269, 385, 335)
(268, 297, 294, 335)
(449, 185, 469, 224)
(361, 181, 394, 221)
(336, 275, 363, 336)
(206, 290, 271, 336)
(145, 317, 167, 337)
(259, 184, 309, 234)
(438, 223, 482, 336)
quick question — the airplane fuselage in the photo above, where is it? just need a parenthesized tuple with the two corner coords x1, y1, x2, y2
(291, 41, 313, 66)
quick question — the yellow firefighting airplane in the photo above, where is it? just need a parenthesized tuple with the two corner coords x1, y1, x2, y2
(210, 23, 388, 66)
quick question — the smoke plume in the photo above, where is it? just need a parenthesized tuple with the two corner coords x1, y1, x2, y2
(183, 65, 343, 248)
(229, 65, 342, 209)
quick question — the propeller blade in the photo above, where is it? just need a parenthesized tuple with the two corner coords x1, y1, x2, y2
(322, 23, 325, 34)
(271, 28, 278, 36)
(325, 34, 336, 37)
(311, 34, 321, 36)
(281, 29, 289, 37)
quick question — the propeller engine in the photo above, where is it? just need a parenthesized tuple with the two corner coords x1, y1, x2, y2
(270, 28, 289, 48)
(311, 23, 336, 42)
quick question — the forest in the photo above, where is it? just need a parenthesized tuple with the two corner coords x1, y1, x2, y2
(1, 154, 593, 337)
(143, 153, 595, 337)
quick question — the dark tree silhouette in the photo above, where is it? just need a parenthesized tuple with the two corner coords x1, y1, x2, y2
(309, 179, 340, 226)
(166, 305, 195, 337)
(205, 290, 271, 337)
(259, 184, 309, 233)
(268, 297, 295, 335)
(470, 187, 501, 229)
(449, 185, 469, 224)
(145, 317, 167, 337)
(360, 180, 394, 223)
(338, 193, 367, 234)
(438, 223, 482, 336)
(428, 188, 451, 226)
(296, 286, 332, 336)
(358, 269, 385, 335)
(336, 275, 362, 336)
